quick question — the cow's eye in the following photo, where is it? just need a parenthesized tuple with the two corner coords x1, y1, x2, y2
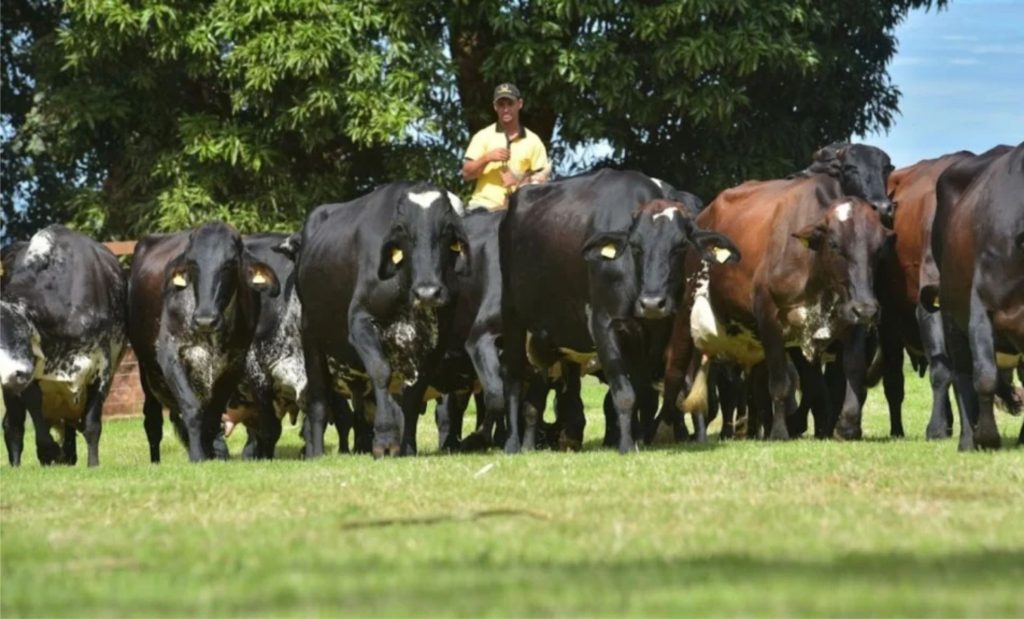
(172, 272, 188, 289)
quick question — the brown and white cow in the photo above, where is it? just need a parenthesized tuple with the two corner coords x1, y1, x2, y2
(664, 144, 895, 441)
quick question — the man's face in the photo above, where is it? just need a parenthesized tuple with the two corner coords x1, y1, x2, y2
(494, 97, 523, 124)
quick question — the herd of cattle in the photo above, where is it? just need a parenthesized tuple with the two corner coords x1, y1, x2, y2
(1, 141, 1021, 466)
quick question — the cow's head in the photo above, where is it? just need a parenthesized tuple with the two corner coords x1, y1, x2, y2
(0, 302, 41, 395)
(378, 186, 469, 308)
(583, 200, 740, 320)
(812, 143, 895, 223)
(793, 198, 894, 326)
(164, 222, 279, 334)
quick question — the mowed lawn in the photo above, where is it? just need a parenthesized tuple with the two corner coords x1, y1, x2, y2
(2, 368, 1022, 618)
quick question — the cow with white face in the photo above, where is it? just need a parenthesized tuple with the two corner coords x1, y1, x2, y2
(1, 225, 127, 467)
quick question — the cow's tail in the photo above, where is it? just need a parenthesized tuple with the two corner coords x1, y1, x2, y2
(680, 355, 710, 415)
(866, 344, 884, 389)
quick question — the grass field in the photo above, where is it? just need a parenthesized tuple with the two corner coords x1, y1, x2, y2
(2, 369, 1023, 618)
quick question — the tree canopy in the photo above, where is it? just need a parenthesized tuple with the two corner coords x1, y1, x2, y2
(2, 0, 944, 241)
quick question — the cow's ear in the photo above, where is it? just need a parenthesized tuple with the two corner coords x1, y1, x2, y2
(273, 233, 302, 261)
(582, 232, 628, 262)
(378, 239, 404, 280)
(691, 230, 740, 265)
(792, 223, 829, 251)
(163, 256, 190, 293)
(243, 253, 280, 296)
(449, 229, 471, 276)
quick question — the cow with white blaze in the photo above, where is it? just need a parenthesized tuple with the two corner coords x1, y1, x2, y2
(295, 182, 469, 458)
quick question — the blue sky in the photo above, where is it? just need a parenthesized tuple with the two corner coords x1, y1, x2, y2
(859, 0, 1024, 167)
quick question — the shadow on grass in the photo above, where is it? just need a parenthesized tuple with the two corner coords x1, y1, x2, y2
(15, 548, 1021, 617)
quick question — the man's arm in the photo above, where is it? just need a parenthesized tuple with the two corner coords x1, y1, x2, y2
(462, 148, 508, 181)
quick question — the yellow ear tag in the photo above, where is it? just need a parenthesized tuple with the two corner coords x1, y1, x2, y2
(172, 273, 187, 288)
(932, 298, 941, 309)
(450, 241, 463, 253)
(713, 247, 733, 264)
(391, 248, 404, 265)
(600, 244, 617, 259)
(797, 236, 811, 249)
(251, 271, 267, 285)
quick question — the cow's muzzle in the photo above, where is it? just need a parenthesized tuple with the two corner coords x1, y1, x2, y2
(413, 284, 446, 308)
(843, 300, 879, 325)
(635, 295, 671, 320)
(191, 313, 222, 333)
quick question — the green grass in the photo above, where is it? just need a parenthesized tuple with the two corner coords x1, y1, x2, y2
(2, 370, 1023, 618)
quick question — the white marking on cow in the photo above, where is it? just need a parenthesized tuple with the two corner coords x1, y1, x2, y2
(0, 348, 35, 387)
(446, 191, 465, 216)
(835, 201, 853, 222)
(652, 207, 679, 222)
(25, 229, 55, 266)
(408, 190, 441, 210)
(689, 265, 764, 368)
(651, 178, 666, 191)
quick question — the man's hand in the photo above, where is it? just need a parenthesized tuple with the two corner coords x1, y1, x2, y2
(487, 147, 510, 163)
(500, 169, 520, 188)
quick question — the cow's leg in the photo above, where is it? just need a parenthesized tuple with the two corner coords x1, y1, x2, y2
(965, 286, 1001, 450)
(352, 392, 375, 454)
(461, 331, 503, 451)
(834, 327, 870, 440)
(602, 391, 618, 447)
(787, 353, 814, 437)
(879, 314, 906, 438)
(348, 310, 401, 458)
(591, 314, 637, 454)
(60, 423, 77, 465)
(500, 311, 528, 455)
(918, 306, 955, 439)
(753, 293, 794, 441)
(81, 380, 107, 467)
(718, 366, 737, 440)
(21, 384, 60, 464)
(254, 391, 282, 460)
(555, 363, 585, 451)
(945, 318, 979, 452)
(436, 393, 467, 452)
(399, 382, 428, 456)
(155, 345, 207, 462)
(300, 333, 330, 459)
(2, 390, 28, 466)
(330, 392, 353, 454)
(140, 374, 164, 463)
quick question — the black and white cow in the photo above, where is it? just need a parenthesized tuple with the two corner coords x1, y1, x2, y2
(127, 222, 280, 462)
(295, 182, 468, 458)
(1, 225, 127, 466)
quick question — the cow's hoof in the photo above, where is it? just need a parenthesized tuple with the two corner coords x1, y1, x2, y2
(372, 445, 386, 459)
(558, 431, 582, 452)
(460, 432, 491, 452)
(400, 444, 416, 457)
(957, 436, 974, 452)
(925, 422, 949, 441)
(975, 432, 1001, 451)
(833, 425, 862, 441)
(890, 427, 905, 439)
(503, 437, 521, 454)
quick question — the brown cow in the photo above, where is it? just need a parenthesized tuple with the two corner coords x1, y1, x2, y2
(923, 143, 1024, 450)
(876, 152, 974, 439)
(663, 143, 895, 441)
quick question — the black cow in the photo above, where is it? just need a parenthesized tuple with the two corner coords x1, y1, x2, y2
(924, 143, 1024, 450)
(127, 222, 280, 462)
(295, 182, 468, 458)
(1, 225, 127, 466)
(500, 169, 738, 454)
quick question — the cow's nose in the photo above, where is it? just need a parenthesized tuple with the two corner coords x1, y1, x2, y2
(413, 285, 443, 305)
(192, 314, 221, 332)
(637, 296, 669, 319)
(873, 199, 894, 222)
(850, 301, 879, 323)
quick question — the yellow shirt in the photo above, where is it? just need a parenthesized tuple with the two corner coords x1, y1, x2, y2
(464, 124, 549, 211)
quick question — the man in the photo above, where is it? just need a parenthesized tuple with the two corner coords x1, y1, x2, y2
(462, 83, 550, 211)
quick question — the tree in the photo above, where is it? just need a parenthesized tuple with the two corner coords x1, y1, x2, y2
(2, 0, 944, 241)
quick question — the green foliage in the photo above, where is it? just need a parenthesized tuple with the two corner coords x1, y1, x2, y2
(2, 0, 944, 240)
